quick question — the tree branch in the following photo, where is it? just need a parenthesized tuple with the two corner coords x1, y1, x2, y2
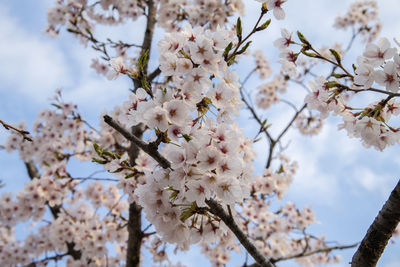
(24, 252, 68, 267)
(206, 199, 275, 267)
(271, 243, 358, 263)
(103, 115, 274, 267)
(1, 119, 32, 141)
(351, 179, 400, 267)
(148, 67, 161, 82)
(126, 201, 143, 267)
(265, 103, 306, 168)
(24, 161, 82, 260)
(125, 2, 157, 264)
(103, 115, 171, 169)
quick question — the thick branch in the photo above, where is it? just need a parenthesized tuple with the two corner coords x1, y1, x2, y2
(141, 0, 156, 63)
(126, 2, 157, 262)
(103, 115, 171, 169)
(126, 201, 143, 267)
(351, 179, 400, 267)
(148, 67, 161, 82)
(126, 123, 146, 267)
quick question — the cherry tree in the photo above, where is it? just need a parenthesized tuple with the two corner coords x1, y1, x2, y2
(1, 0, 400, 266)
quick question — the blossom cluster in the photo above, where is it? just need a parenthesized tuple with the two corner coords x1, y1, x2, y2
(242, 200, 328, 262)
(253, 50, 272, 79)
(295, 113, 324, 136)
(302, 37, 400, 150)
(109, 25, 260, 247)
(1, 95, 133, 266)
(0, 179, 129, 266)
(158, 0, 245, 31)
(354, 37, 399, 91)
(271, 3, 400, 150)
(46, 0, 145, 37)
(255, 76, 287, 110)
(4, 93, 91, 176)
(237, 154, 339, 266)
(4, 0, 398, 266)
(334, 0, 381, 42)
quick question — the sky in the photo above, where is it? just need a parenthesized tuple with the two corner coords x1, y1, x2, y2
(0, 0, 400, 266)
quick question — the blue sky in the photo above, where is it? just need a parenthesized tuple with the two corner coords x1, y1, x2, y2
(1, 1, 400, 266)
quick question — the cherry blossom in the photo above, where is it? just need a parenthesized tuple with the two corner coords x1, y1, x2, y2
(2, 1, 400, 267)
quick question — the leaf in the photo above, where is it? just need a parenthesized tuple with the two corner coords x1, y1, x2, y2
(256, 19, 271, 31)
(93, 143, 103, 156)
(180, 203, 197, 222)
(228, 55, 236, 66)
(223, 42, 233, 58)
(332, 73, 348, 79)
(138, 49, 150, 73)
(297, 31, 310, 46)
(237, 41, 252, 55)
(182, 134, 192, 142)
(261, 3, 268, 13)
(261, 119, 267, 128)
(66, 28, 79, 34)
(329, 49, 341, 63)
(51, 103, 62, 109)
(324, 81, 339, 88)
(301, 49, 318, 58)
(236, 17, 242, 41)
(92, 158, 108, 164)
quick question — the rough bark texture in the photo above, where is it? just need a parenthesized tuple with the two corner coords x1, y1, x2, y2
(126, 125, 145, 267)
(126, 1, 157, 266)
(351, 179, 400, 267)
(126, 201, 143, 267)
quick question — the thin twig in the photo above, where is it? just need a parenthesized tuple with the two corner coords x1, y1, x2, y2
(272, 243, 358, 263)
(71, 177, 119, 182)
(0, 119, 32, 141)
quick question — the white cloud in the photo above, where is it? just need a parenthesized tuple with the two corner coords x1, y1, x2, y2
(63, 76, 131, 118)
(349, 166, 394, 198)
(385, 260, 400, 267)
(0, 4, 71, 102)
(285, 139, 341, 205)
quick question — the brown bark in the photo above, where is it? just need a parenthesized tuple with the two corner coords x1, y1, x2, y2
(351, 179, 400, 267)
(126, 201, 143, 267)
(126, 124, 145, 267)
(126, 1, 157, 265)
